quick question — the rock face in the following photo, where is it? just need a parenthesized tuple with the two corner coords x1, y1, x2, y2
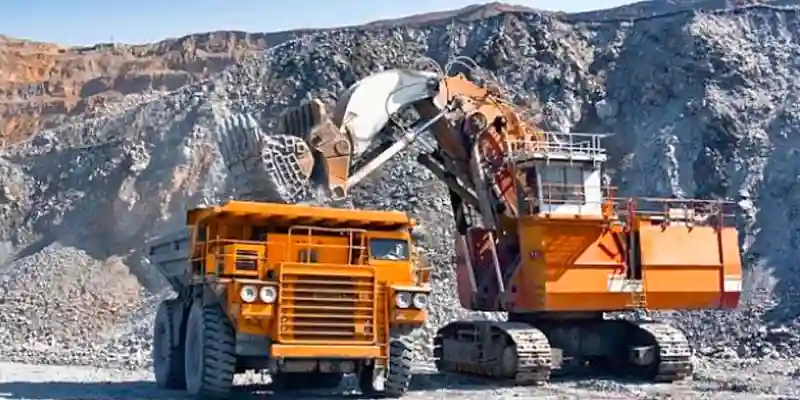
(2, 0, 800, 372)
(0, 2, 543, 145)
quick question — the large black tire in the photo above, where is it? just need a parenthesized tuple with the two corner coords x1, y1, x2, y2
(153, 300, 186, 390)
(183, 300, 237, 398)
(359, 337, 413, 398)
(272, 372, 343, 391)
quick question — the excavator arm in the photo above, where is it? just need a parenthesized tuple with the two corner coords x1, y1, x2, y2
(216, 69, 450, 202)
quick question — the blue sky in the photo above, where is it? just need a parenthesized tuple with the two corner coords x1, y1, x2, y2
(2, 0, 635, 46)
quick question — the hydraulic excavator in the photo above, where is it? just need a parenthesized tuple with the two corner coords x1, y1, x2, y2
(216, 57, 743, 384)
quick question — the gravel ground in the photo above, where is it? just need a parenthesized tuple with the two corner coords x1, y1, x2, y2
(1, 359, 799, 400)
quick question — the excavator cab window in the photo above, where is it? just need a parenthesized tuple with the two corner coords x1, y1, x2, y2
(539, 163, 586, 205)
(369, 238, 409, 261)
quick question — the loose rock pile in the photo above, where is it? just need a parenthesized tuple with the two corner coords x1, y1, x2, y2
(3, 3, 800, 370)
(0, 244, 153, 367)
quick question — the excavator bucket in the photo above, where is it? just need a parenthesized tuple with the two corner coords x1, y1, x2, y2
(215, 100, 356, 203)
(278, 99, 354, 200)
(215, 112, 316, 202)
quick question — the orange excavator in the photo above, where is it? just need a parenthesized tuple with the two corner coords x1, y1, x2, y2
(216, 58, 743, 383)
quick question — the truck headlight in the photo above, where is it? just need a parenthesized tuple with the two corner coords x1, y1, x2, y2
(395, 292, 411, 309)
(259, 286, 277, 303)
(240, 285, 257, 303)
(412, 293, 429, 309)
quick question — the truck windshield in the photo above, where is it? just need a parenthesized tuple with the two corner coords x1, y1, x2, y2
(369, 238, 409, 261)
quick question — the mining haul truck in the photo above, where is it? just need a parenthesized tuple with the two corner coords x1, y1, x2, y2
(215, 60, 744, 385)
(146, 200, 430, 398)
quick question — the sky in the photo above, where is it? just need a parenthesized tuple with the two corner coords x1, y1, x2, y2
(1, 0, 636, 46)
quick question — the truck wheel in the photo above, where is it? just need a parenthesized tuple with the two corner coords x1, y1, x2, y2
(359, 337, 413, 398)
(183, 300, 236, 398)
(272, 372, 343, 390)
(153, 300, 185, 389)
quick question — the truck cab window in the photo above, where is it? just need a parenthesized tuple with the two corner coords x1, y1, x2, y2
(251, 227, 269, 241)
(369, 238, 409, 261)
(197, 224, 207, 241)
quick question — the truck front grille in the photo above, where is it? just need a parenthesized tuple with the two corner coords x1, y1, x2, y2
(279, 272, 376, 344)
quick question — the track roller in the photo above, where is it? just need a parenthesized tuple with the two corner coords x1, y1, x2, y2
(434, 321, 552, 385)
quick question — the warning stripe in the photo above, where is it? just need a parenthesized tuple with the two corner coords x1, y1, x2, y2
(723, 275, 742, 292)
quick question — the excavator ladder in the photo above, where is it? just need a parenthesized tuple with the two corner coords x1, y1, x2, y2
(629, 286, 648, 310)
(619, 199, 649, 314)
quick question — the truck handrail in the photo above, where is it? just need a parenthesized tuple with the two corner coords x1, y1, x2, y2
(288, 225, 368, 266)
(410, 248, 432, 285)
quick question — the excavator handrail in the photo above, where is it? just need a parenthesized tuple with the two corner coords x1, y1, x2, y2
(522, 182, 737, 226)
(531, 182, 737, 205)
(505, 132, 610, 163)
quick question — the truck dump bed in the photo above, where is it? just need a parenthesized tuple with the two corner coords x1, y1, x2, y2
(146, 228, 193, 292)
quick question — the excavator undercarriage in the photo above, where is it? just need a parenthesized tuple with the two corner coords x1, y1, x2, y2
(433, 316, 693, 385)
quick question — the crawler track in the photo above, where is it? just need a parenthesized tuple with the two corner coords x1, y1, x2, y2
(633, 321, 693, 382)
(433, 321, 552, 385)
(434, 318, 693, 385)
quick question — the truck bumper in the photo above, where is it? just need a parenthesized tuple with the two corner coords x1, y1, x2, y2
(271, 344, 381, 359)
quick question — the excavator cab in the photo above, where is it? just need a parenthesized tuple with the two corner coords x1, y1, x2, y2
(520, 161, 603, 216)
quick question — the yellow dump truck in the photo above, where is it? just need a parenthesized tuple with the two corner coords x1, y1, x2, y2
(145, 200, 430, 398)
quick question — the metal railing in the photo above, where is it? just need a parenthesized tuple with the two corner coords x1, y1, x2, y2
(506, 132, 609, 163)
(607, 196, 737, 228)
(521, 183, 600, 215)
(521, 183, 737, 228)
(190, 238, 267, 276)
(410, 248, 432, 285)
(287, 225, 368, 266)
(192, 238, 368, 277)
(191, 227, 420, 277)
